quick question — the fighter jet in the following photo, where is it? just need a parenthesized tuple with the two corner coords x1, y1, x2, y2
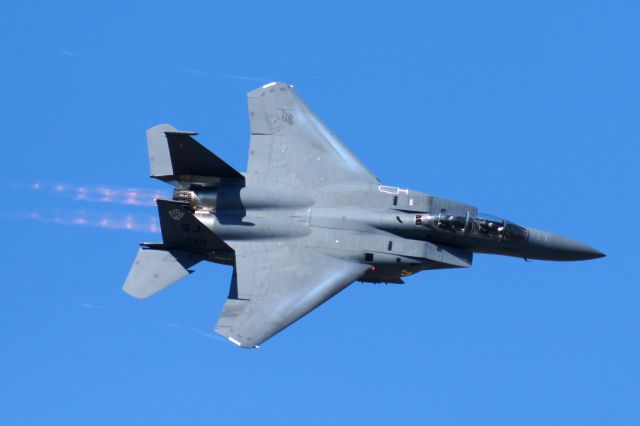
(123, 82, 604, 348)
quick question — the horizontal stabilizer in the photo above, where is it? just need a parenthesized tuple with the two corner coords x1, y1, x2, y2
(147, 124, 243, 184)
(123, 248, 202, 299)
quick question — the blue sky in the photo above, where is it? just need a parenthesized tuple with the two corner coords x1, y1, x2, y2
(1, 1, 638, 424)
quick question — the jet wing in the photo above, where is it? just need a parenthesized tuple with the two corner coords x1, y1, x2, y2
(246, 82, 380, 188)
(215, 242, 369, 348)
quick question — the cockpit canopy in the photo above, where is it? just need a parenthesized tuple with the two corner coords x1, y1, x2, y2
(415, 212, 528, 242)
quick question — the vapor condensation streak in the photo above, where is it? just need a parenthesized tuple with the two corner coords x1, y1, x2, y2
(29, 182, 164, 207)
(26, 211, 160, 233)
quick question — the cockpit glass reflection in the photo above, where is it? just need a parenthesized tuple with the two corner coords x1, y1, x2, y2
(415, 212, 528, 242)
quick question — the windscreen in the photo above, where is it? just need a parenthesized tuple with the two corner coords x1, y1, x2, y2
(415, 213, 528, 242)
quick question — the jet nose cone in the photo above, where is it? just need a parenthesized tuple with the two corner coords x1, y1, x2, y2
(557, 238, 605, 260)
(578, 244, 605, 260)
(526, 228, 605, 261)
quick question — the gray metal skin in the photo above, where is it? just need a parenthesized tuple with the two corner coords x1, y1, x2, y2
(123, 82, 604, 349)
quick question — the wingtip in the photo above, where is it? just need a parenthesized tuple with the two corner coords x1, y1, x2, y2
(227, 336, 260, 349)
(248, 81, 295, 97)
(228, 336, 242, 346)
(261, 81, 294, 89)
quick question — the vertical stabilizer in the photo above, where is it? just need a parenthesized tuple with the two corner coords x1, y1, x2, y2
(146, 124, 243, 185)
(155, 199, 232, 251)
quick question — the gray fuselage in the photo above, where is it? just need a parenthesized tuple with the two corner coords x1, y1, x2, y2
(173, 175, 603, 284)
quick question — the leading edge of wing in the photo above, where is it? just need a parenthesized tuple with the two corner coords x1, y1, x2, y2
(215, 243, 370, 348)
